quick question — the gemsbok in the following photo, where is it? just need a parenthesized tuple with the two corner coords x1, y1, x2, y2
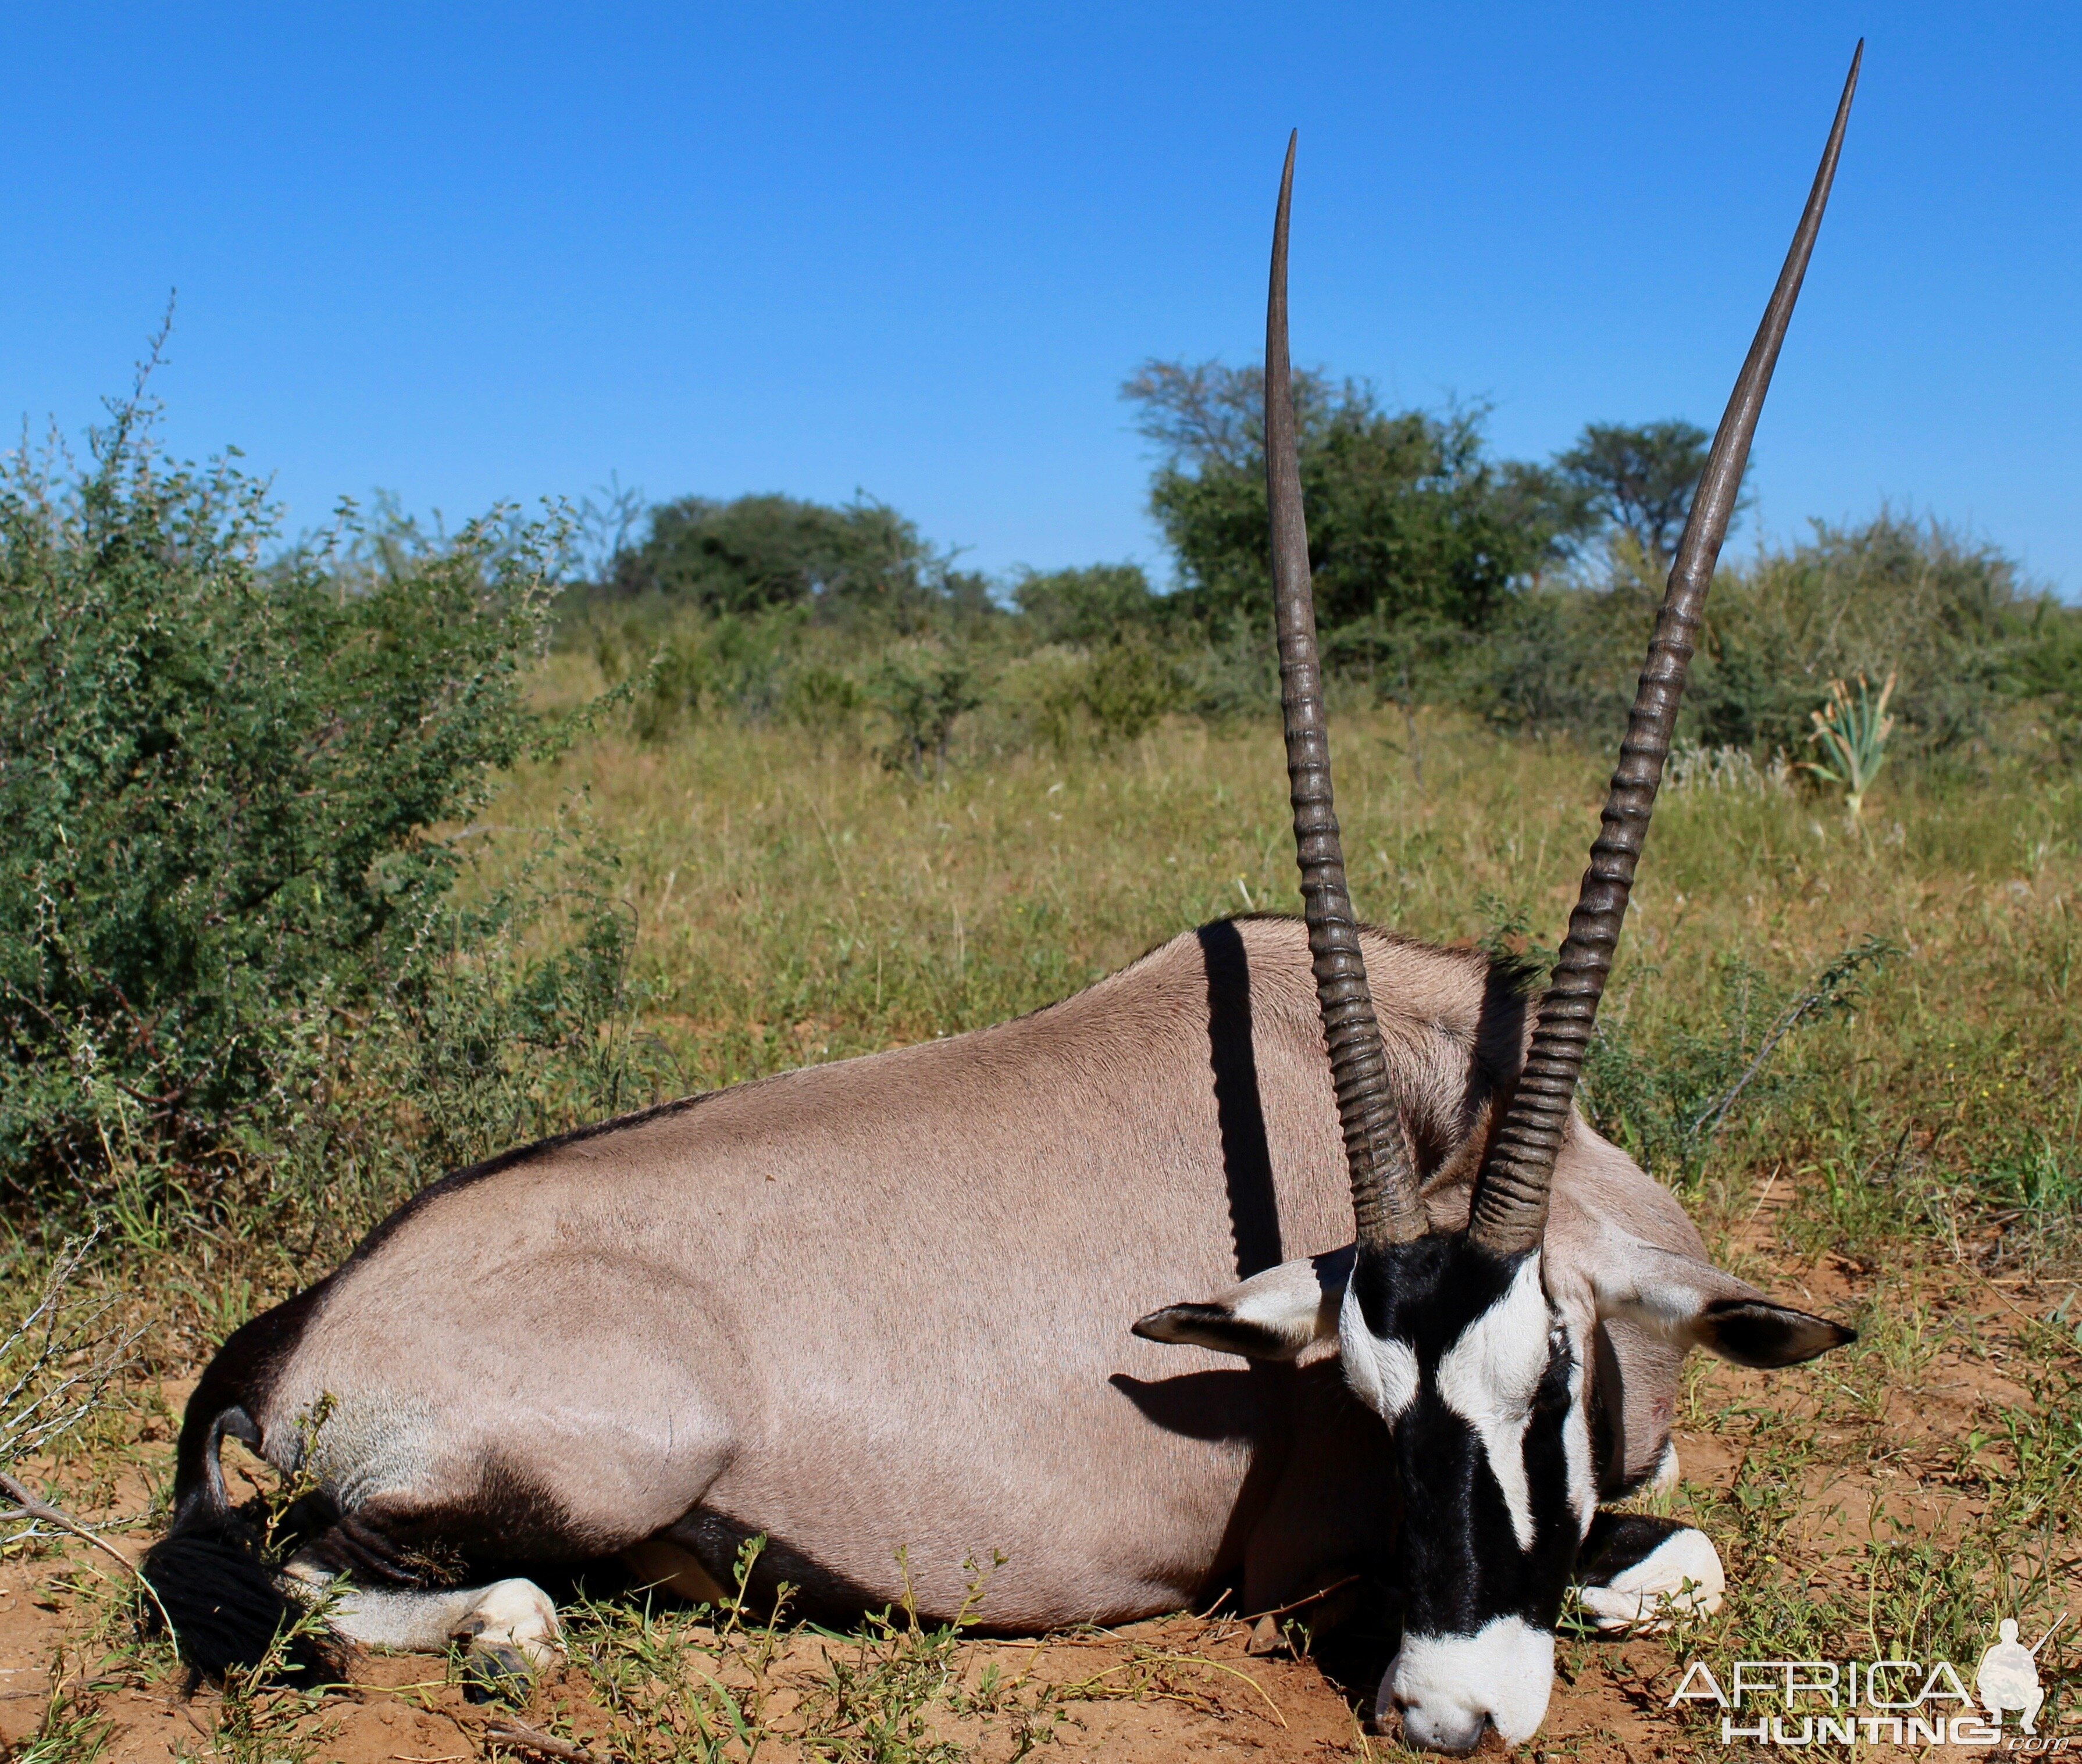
(144, 48, 1864, 1753)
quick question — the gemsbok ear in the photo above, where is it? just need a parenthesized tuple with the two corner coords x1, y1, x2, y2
(1689, 1298, 1856, 1368)
(1591, 1242, 1855, 1369)
(1132, 1247, 1353, 1362)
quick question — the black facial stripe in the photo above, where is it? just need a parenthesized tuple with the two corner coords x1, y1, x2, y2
(1352, 1236, 1586, 1637)
(1516, 1342, 1586, 1612)
(1393, 1359, 1582, 1633)
(1391, 1402, 1500, 1631)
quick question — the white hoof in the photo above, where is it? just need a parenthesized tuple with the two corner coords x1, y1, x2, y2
(452, 1577, 565, 1672)
(1579, 1527, 1724, 1633)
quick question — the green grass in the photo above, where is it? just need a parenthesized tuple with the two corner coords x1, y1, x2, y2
(499, 671, 2082, 1240)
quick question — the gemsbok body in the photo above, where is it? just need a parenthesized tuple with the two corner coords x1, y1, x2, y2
(145, 49, 1864, 1753)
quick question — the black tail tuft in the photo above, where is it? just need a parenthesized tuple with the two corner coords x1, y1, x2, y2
(148, 1283, 342, 1685)
(140, 1517, 341, 1683)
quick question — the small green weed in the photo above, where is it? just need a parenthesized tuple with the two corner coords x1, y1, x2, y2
(9, 1644, 112, 1764)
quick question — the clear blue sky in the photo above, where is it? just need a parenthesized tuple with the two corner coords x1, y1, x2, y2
(5, 5, 2077, 595)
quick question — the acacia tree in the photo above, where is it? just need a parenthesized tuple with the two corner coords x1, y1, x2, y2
(1554, 419, 1716, 571)
(612, 493, 933, 618)
(1122, 358, 1584, 665)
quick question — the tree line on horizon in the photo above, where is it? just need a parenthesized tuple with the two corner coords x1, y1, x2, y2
(568, 358, 2082, 770)
(594, 360, 1717, 630)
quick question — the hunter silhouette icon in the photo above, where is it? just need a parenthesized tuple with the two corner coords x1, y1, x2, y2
(1976, 1617, 2051, 1734)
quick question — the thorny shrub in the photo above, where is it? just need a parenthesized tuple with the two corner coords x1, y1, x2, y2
(0, 387, 666, 1242)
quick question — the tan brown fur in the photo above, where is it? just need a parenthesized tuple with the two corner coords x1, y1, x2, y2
(251, 917, 1726, 1625)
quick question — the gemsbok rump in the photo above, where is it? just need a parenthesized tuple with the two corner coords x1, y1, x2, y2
(144, 48, 1864, 1753)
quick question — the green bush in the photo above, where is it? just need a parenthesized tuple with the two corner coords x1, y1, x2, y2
(0, 415, 555, 1205)
(2003, 597, 2082, 763)
(610, 492, 929, 617)
(1476, 583, 1641, 738)
(783, 663, 865, 741)
(1479, 513, 2062, 762)
(1697, 512, 2031, 755)
(1011, 563, 1160, 647)
(259, 828, 671, 1251)
(874, 649, 982, 777)
(633, 608, 808, 738)
(1581, 938, 1896, 1189)
(1081, 633, 1185, 744)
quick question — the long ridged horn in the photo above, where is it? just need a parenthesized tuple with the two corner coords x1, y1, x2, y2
(1266, 133, 1427, 1251)
(1467, 45, 1862, 1259)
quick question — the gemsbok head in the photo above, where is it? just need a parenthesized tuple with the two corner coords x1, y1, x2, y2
(1137, 49, 1863, 1751)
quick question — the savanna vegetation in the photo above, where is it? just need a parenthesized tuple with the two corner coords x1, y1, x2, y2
(1, 355, 2079, 1761)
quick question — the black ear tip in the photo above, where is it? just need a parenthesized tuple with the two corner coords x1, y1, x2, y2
(1700, 1298, 1858, 1367)
(1788, 1313, 1859, 1360)
(1132, 1304, 1214, 1345)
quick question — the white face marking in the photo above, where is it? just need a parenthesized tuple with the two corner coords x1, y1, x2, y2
(1378, 1615, 1556, 1750)
(1337, 1277, 1417, 1419)
(1435, 1254, 1553, 1552)
(1562, 1336, 1595, 1537)
(1578, 1527, 1725, 1632)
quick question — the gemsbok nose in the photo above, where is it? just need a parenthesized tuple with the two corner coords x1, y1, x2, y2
(1382, 1617, 1558, 1752)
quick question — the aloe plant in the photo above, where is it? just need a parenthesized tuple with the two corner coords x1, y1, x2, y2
(1801, 669, 1896, 819)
